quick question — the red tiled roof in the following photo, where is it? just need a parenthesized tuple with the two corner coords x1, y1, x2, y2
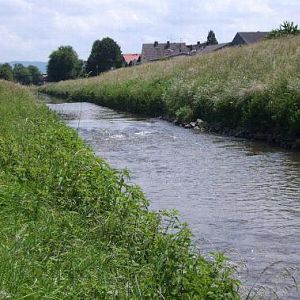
(123, 54, 141, 64)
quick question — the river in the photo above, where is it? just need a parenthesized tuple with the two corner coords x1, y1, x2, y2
(46, 98, 300, 299)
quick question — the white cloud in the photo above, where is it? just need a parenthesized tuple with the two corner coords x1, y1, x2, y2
(0, 0, 299, 61)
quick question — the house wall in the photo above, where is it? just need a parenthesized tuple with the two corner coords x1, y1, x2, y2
(231, 34, 246, 46)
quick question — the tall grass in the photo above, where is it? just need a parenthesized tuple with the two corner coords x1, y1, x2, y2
(0, 80, 240, 298)
(40, 35, 300, 149)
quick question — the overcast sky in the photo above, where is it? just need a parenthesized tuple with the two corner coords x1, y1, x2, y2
(0, 0, 299, 62)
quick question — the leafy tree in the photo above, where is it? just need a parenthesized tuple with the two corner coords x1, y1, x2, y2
(77, 59, 86, 77)
(267, 21, 300, 39)
(13, 64, 32, 85)
(28, 65, 42, 85)
(86, 37, 122, 76)
(0, 63, 13, 81)
(206, 30, 218, 45)
(47, 46, 81, 82)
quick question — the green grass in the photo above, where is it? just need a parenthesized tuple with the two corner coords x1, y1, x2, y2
(40, 35, 300, 149)
(0, 80, 240, 299)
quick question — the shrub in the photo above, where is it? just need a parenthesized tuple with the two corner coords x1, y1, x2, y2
(267, 21, 300, 39)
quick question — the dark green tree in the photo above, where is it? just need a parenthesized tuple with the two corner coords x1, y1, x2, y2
(86, 37, 122, 76)
(47, 46, 81, 82)
(206, 30, 218, 45)
(0, 63, 13, 81)
(28, 65, 42, 85)
(13, 64, 32, 85)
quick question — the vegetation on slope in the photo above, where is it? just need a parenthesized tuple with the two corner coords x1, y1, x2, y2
(0, 80, 239, 299)
(40, 35, 300, 149)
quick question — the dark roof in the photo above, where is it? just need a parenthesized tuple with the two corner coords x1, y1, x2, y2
(187, 42, 207, 51)
(197, 43, 230, 54)
(141, 42, 190, 62)
(233, 32, 269, 45)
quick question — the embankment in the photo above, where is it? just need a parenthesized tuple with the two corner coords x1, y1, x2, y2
(0, 80, 239, 298)
(40, 35, 300, 149)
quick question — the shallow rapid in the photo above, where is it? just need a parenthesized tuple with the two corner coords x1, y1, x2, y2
(47, 99, 300, 298)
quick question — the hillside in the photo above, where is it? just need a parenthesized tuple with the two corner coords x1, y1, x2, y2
(40, 35, 300, 149)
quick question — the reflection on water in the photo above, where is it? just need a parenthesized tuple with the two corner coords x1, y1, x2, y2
(47, 100, 300, 299)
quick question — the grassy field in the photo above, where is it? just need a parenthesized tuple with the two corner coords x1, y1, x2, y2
(0, 80, 240, 299)
(40, 35, 300, 149)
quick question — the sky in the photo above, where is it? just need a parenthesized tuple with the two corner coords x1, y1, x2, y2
(0, 0, 299, 62)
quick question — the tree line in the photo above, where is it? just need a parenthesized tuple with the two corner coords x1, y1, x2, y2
(0, 63, 42, 85)
(47, 37, 123, 82)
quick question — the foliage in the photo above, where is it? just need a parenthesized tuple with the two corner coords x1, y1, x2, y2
(47, 46, 82, 82)
(207, 30, 218, 45)
(86, 37, 123, 76)
(39, 35, 300, 148)
(13, 63, 32, 85)
(175, 106, 194, 123)
(0, 63, 13, 81)
(267, 21, 300, 39)
(0, 63, 42, 85)
(27, 65, 42, 85)
(0, 81, 240, 298)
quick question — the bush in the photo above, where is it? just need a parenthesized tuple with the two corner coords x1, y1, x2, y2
(267, 21, 300, 39)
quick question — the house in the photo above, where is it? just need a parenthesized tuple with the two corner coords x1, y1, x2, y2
(196, 43, 230, 55)
(231, 32, 269, 46)
(141, 41, 191, 63)
(122, 54, 141, 66)
(141, 40, 230, 63)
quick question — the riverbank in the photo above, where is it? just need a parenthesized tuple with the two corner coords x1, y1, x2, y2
(39, 35, 300, 150)
(0, 80, 239, 298)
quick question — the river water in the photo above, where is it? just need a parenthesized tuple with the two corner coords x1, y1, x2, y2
(46, 99, 300, 299)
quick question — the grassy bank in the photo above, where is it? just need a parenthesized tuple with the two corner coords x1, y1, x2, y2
(40, 35, 300, 149)
(0, 80, 239, 298)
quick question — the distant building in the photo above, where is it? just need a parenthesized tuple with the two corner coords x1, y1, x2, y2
(141, 41, 191, 63)
(195, 43, 230, 55)
(140, 31, 268, 64)
(231, 32, 269, 46)
(122, 54, 141, 66)
(141, 40, 228, 63)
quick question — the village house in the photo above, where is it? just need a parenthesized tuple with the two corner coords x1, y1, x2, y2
(141, 41, 190, 63)
(122, 54, 141, 66)
(231, 32, 269, 46)
(141, 40, 230, 63)
(140, 31, 269, 63)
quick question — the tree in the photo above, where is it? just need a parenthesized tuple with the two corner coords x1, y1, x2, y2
(0, 63, 13, 81)
(47, 46, 81, 82)
(206, 30, 218, 45)
(13, 64, 32, 85)
(28, 65, 42, 85)
(86, 37, 122, 76)
(267, 21, 300, 39)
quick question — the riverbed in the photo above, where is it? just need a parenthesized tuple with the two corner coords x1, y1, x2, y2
(46, 99, 300, 299)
